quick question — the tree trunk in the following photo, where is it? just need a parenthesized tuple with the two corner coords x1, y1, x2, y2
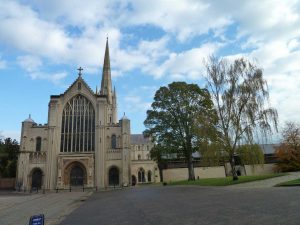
(230, 156, 238, 181)
(187, 154, 195, 181)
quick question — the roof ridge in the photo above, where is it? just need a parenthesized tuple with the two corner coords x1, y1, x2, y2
(63, 76, 95, 96)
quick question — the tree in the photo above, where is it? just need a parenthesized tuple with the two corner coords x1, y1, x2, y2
(205, 56, 278, 180)
(236, 144, 264, 165)
(149, 144, 167, 182)
(275, 122, 300, 172)
(0, 138, 20, 177)
(144, 82, 217, 181)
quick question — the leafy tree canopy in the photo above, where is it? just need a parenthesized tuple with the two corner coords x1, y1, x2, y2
(144, 81, 217, 180)
(275, 122, 300, 172)
(0, 138, 19, 178)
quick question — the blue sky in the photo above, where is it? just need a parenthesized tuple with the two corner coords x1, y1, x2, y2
(1, 0, 300, 142)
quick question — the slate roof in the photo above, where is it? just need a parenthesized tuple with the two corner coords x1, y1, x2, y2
(130, 134, 151, 145)
(260, 144, 280, 154)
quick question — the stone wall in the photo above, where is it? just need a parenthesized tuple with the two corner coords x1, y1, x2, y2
(244, 164, 275, 176)
(163, 166, 226, 182)
(0, 178, 15, 189)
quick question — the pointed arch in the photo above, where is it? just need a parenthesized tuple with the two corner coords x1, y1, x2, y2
(108, 166, 119, 186)
(31, 168, 43, 189)
(64, 161, 87, 186)
(138, 168, 145, 183)
(60, 94, 95, 152)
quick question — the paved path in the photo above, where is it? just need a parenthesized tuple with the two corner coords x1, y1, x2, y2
(0, 191, 92, 225)
(229, 171, 300, 188)
(60, 186, 300, 225)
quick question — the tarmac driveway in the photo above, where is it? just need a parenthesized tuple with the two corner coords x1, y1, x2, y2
(60, 185, 300, 225)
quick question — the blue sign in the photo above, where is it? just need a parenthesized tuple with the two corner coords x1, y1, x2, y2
(29, 214, 44, 225)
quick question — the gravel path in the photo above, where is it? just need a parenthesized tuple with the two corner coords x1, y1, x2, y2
(229, 171, 300, 188)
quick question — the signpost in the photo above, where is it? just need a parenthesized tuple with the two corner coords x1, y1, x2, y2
(29, 214, 44, 225)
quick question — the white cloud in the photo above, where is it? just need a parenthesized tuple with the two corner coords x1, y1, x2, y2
(0, 53, 7, 69)
(123, 95, 151, 112)
(17, 55, 42, 72)
(1, 0, 300, 135)
(0, 59, 6, 69)
(125, 0, 232, 42)
(30, 71, 68, 84)
(148, 42, 221, 79)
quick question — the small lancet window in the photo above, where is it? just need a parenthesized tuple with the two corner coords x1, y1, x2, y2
(111, 134, 117, 149)
(36, 137, 42, 152)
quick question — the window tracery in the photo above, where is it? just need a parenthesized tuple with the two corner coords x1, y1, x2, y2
(60, 95, 95, 152)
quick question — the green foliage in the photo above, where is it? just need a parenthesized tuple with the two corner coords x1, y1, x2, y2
(198, 142, 226, 166)
(236, 144, 264, 165)
(169, 173, 286, 186)
(275, 122, 300, 172)
(0, 138, 19, 177)
(144, 82, 217, 180)
(276, 178, 300, 186)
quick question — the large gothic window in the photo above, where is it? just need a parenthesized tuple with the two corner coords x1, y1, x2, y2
(60, 95, 95, 152)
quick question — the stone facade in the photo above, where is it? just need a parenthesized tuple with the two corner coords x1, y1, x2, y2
(16, 40, 158, 191)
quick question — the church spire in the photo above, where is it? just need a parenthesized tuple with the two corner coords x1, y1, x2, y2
(100, 38, 112, 103)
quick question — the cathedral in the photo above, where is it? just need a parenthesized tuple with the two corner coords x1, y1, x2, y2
(16, 40, 159, 190)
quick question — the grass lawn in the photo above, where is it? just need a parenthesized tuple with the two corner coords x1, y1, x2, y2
(276, 178, 300, 187)
(168, 173, 287, 186)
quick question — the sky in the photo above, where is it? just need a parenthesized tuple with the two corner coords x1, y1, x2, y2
(0, 0, 300, 142)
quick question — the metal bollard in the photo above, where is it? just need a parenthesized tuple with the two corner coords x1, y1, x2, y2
(69, 186, 71, 192)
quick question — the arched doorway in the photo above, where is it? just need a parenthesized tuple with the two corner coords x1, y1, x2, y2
(109, 167, 119, 186)
(132, 175, 137, 186)
(31, 168, 43, 189)
(70, 165, 84, 186)
(64, 161, 87, 187)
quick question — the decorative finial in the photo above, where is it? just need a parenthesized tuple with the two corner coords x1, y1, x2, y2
(123, 112, 125, 116)
(29, 114, 31, 119)
(106, 34, 108, 41)
(77, 67, 83, 77)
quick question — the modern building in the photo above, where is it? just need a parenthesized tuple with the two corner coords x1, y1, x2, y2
(16, 40, 159, 191)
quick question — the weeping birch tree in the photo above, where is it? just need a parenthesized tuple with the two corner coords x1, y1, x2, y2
(205, 57, 278, 180)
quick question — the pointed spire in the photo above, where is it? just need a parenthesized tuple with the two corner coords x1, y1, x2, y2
(100, 38, 112, 103)
(96, 86, 98, 94)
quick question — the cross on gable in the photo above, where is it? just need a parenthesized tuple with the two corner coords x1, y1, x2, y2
(77, 67, 83, 76)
